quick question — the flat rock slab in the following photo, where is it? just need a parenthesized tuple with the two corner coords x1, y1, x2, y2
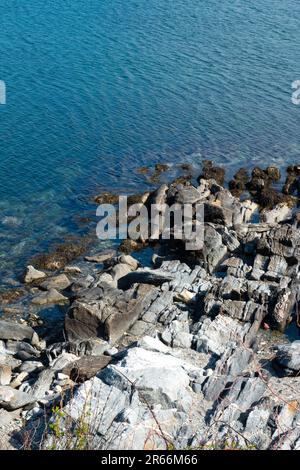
(31, 288, 69, 306)
(39, 274, 71, 291)
(0, 386, 36, 411)
(62, 355, 111, 382)
(0, 321, 35, 342)
(85, 250, 116, 263)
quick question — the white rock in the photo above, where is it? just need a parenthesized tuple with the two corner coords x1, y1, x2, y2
(24, 265, 46, 283)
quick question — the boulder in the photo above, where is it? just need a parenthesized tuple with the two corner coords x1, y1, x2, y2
(274, 342, 300, 375)
(24, 265, 46, 283)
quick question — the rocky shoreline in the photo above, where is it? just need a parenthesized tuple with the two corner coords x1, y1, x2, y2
(1, 161, 300, 450)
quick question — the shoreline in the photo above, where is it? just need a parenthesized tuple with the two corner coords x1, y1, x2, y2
(0, 161, 300, 449)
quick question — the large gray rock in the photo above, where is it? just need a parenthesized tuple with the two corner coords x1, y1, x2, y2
(0, 321, 36, 343)
(274, 341, 300, 375)
(65, 283, 158, 343)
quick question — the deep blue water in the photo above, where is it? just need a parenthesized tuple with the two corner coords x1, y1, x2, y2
(0, 0, 300, 285)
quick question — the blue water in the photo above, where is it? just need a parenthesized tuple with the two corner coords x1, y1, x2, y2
(0, 0, 300, 285)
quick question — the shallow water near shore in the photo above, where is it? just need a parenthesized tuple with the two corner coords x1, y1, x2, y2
(0, 0, 300, 283)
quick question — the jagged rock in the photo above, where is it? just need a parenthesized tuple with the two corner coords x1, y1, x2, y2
(24, 265, 46, 283)
(261, 203, 292, 224)
(199, 160, 225, 185)
(203, 345, 253, 401)
(0, 365, 12, 386)
(221, 300, 263, 323)
(65, 283, 158, 344)
(203, 225, 227, 273)
(100, 345, 197, 412)
(194, 315, 254, 356)
(271, 288, 295, 332)
(85, 249, 116, 263)
(274, 341, 300, 375)
(29, 370, 55, 399)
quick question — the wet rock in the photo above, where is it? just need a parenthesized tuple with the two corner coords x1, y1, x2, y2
(229, 168, 249, 195)
(0, 321, 36, 343)
(0, 288, 26, 305)
(85, 249, 117, 263)
(31, 288, 69, 306)
(24, 265, 46, 283)
(93, 192, 119, 205)
(119, 239, 144, 254)
(39, 274, 71, 291)
(31, 242, 88, 271)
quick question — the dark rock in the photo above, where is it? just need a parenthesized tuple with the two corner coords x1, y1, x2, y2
(199, 160, 225, 186)
(62, 355, 111, 382)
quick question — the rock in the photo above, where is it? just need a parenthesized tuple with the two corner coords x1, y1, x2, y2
(174, 186, 202, 205)
(0, 321, 36, 343)
(31, 288, 69, 306)
(18, 361, 44, 374)
(0, 386, 36, 411)
(111, 263, 132, 282)
(199, 160, 225, 186)
(64, 266, 82, 274)
(62, 355, 111, 382)
(100, 344, 197, 412)
(29, 369, 55, 399)
(274, 341, 300, 375)
(261, 203, 292, 224)
(10, 372, 29, 389)
(39, 274, 71, 291)
(48, 353, 80, 371)
(0, 365, 12, 386)
(271, 288, 295, 332)
(85, 249, 116, 263)
(24, 265, 46, 283)
(65, 283, 158, 344)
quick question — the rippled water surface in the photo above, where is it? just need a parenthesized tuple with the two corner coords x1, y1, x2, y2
(0, 0, 300, 283)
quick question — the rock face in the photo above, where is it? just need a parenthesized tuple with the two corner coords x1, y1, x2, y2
(2, 163, 300, 450)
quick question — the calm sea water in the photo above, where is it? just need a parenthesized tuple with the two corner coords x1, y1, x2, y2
(0, 0, 300, 284)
